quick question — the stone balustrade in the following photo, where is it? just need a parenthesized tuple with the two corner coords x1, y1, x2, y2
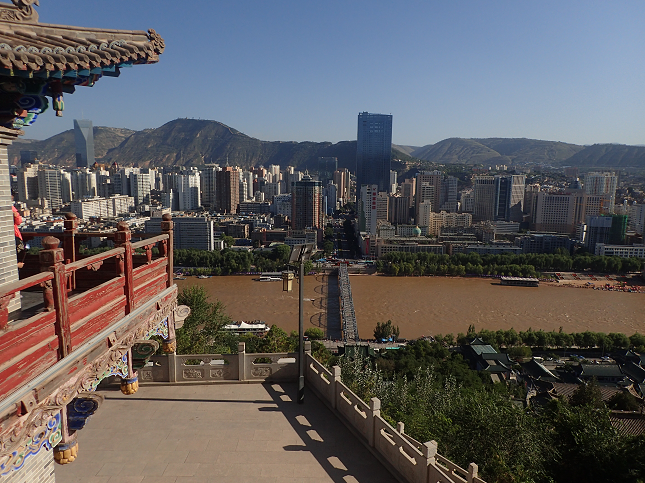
(137, 344, 485, 483)
(138, 342, 298, 383)
(305, 353, 486, 483)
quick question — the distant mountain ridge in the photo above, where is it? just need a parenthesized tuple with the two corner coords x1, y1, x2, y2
(9, 119, 645, 169)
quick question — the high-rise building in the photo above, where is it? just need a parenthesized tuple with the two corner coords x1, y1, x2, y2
(71, 168, 97, 199)
(16, 164, 39, 202)
(177, 172, 201, 210)
(376, 191, 389, 223)
(292, 174, 323, 230)
(473, 176, 496, 221)
(37, 168, 63, 210)
(417, 200, 433, 228)
(494, 175, 525, 222)
(317, 157, 337, 186)
(74, 119, 95, 168)
(130, 169, 151, 205)
(358, 184, 378, 235)
(440, 176, 458, 212)
(19, 150, 37, 166)
(415, 171, 442, 220)
(273, 193, 292, 217)
(389, 170, 398, 195)
(356, 112, 392, 195)
(333, 168, 350, 205)
(388, 195, 411, 225)
(584, 172, 617, 213)
(200, 165, 219, 209)
(628, 204, 645, 235)
(216, 166, 240, 214)
(473, 175, 525, 222)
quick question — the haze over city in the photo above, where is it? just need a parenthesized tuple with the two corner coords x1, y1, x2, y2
(25, 0, 645, 146)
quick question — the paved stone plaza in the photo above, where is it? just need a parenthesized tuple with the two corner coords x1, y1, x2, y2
(55, 382, 398, 483)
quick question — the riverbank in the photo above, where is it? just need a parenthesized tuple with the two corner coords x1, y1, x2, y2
(176, 274, 644, 340)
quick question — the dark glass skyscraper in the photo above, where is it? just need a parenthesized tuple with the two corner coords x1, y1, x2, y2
(74, 119, 95, 168)
(356, 112, 392, 196)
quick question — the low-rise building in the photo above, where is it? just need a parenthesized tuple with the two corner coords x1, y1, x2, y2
(595, 244, 645, 258)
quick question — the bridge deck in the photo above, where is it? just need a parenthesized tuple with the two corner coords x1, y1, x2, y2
(54, 382, 397, 483)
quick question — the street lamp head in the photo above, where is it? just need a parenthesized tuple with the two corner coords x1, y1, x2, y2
(282, 271, 295, 292)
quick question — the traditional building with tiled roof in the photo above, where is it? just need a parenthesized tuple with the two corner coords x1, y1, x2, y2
(0, 0, 164, 130)
(0, 2, 166, 482)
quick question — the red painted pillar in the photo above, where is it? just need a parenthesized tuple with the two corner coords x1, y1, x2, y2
(40, 236, 71, 359)
(114, 222, 134, 314)
(161, 214, 173, 288)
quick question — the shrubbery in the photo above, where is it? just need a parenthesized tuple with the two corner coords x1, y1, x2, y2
(338, 342, 645, 483)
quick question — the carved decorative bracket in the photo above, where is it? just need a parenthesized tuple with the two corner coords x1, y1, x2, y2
(86, 261, 103, 272)
(66, 393, 103, 432)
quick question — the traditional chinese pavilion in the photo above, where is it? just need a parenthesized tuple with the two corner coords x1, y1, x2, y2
(0, 3, 186, 483)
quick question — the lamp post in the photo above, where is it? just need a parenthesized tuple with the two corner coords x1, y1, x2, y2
(283, 243, 314, 404)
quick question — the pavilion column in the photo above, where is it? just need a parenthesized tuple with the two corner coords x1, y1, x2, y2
(0, 128, 22, 314)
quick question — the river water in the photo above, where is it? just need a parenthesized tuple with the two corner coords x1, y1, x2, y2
(176, 275, 644, 339)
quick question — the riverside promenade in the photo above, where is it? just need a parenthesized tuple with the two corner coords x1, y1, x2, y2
(55, 383, 397, 483)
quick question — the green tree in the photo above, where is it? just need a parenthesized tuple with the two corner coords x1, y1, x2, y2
(176, 286, 231, 354)
(305, 327, 325, 340)
(221, 235, 235, 248)
(569, 378, 604, 408)
(607, 391, 641, 411)
(374, 320, 399, 341)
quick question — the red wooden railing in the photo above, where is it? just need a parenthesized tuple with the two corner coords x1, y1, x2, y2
(0, 215, 174, 401)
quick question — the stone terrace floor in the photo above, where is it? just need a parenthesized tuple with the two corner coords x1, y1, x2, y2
(55, 382, 398, 483)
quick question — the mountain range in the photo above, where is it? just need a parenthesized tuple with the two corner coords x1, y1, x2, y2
(9, 118, 645, 170)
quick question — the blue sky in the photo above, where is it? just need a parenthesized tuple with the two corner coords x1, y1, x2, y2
(25, 1, 645, 147)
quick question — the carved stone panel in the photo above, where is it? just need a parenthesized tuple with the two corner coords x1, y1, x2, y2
(183, 369, 203, 379)
(251, 367, 272, 378)
(209, 368, 231, 379)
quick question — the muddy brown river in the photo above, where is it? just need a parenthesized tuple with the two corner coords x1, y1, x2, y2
(176, 275, 644, 339)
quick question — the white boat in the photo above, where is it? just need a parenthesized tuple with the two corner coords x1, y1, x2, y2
(258, 276, 281, 282)
(223, 321, 270, 335)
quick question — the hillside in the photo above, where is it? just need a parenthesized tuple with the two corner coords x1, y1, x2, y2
(9, 127, 135, 166)
(101, 119, 365, 171)
(561, 144, 645, 168)
(411, 137, 585, 166)
(412, 138, 506, 165)
(475, 138, 583, 165)
(10, 119, 645, 170)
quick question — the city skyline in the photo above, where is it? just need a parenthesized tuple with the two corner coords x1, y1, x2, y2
(21, 1, 645, 147)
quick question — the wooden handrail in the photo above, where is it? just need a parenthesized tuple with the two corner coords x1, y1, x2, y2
(0, 272, 53, 299)
(64, 247, 125, 273)
(21, 231, 117, 239)
(131, 234, 168, 249)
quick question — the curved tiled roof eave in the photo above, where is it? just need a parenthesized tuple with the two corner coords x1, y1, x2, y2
(0, 19, 164, 75)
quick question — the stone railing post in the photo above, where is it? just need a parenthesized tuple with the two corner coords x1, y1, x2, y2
(397, 421, 404, 434)
(424, 440, 437, 465)
(331, 365, 341, 409)
(167, 352, 177, 383)
(39, 236, 71, 358)
(238, 342, 246, 381)
(468, 463, 478, 483)
(114, 222, 133, 314)
(63, 213, 77, 290)
(160, 214, 173, 288)
(368, 397, 381, 447)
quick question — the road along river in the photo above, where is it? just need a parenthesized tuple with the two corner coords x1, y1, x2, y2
(176, 275, 645, 340)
